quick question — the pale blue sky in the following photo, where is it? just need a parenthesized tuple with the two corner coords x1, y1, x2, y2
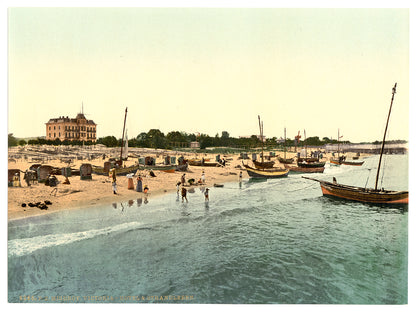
(8, 7, 409, 142)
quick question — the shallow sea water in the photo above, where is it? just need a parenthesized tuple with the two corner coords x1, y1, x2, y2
(8, 155, 408, 304)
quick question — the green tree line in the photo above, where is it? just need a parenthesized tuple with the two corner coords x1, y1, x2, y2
(9, 131, 406, 149)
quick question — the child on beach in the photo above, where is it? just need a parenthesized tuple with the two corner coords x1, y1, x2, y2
(181, 187, 188, 203)
(201, 171, 205, 184)
(111, 168, 117, 194)
(136, 175, 143, 192)
(204, 188, 209, 201)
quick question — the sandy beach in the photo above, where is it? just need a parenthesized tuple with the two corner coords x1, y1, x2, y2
(7, 150, 253, 220)
(8, 147, 357, 221)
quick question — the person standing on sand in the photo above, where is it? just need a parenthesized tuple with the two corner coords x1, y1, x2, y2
(111, 168, 117, 194)
(23, 170, 31, 187)
(181, 173, 186, 186)
(181, 187, 188, 203)
(136, 175, 143, 192)
(239, 170, 243, 182)
(201, 171, 205, 184)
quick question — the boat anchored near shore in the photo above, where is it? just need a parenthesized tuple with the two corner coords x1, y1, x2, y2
(303, 83, 408, 206)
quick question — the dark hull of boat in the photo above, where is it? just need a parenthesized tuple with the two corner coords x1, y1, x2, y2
(303, 177, 408, 205)
(138, 164, 178, 173)
(175, 163, 189, 172)
(278, 157, 294, 164)
(253, 160, 275, 169)
(92, 164, 140, 176)
(297, 157, 319, 163)
(243, 164, 289, 178)
(297, 161, 326, 168)
(188, 160, 219, 167)
(92, 163, 186, 175)
(330, 159, 364, 166)
(284, 164, 325, 173)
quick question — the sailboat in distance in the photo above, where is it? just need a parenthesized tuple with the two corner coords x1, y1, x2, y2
(252, 115, 275, 169)
(278, 127, 294, 164)
(329, 129, 364, 166)
(243, 116, 289, 178)
(303, 83, 408, 206)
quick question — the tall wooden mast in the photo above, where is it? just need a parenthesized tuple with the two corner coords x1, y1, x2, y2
(374, 83, 397, 191)
(258, 115, 264, 163)
(119, 107, 128, 162)
(284, 127, 287, 160)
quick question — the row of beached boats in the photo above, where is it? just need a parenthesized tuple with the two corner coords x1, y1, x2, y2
(243, 84, 408, 207)
(91, 84, 408, 207)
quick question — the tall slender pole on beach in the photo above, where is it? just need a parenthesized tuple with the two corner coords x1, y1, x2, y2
(284, 127, 287, 160)
(304, 129, 307, 158)
(120, 107, 128, 162)
(337, 128, 340, 158)
(374, 83, 396, 191)
(258, 115, 264, 163)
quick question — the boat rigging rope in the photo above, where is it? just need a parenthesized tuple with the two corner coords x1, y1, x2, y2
(380, 126, 390, 189)
(364, 169, 372, 189)
(287, 183, 316, 193)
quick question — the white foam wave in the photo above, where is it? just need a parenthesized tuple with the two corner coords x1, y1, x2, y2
(8, 221, 141, 257)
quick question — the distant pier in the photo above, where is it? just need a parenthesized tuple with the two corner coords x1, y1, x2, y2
(324, 143, 408, 155)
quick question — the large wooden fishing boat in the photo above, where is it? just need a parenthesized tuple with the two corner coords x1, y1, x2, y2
(303, 83, 408, 206)
(243, 163, 289, 179)
(303, 176, 408, 205)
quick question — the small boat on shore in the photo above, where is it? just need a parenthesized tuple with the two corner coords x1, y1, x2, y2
(243, 163, 289, 179)
(330, 158, 364, 166)
(188, 159, 220, 167)
(253, 159, 275, 169)
(297, 131, 326, 168)
(330, 130, 364, 166)
(297, 160, 326, 168)
(91, 163, 140, 176)
(284, 164, 325, 173)
(278, 128, 294, 164)
(138, 164, 179, 173)
(278, 156, 294, 164)
(252, 116, 276, 169)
